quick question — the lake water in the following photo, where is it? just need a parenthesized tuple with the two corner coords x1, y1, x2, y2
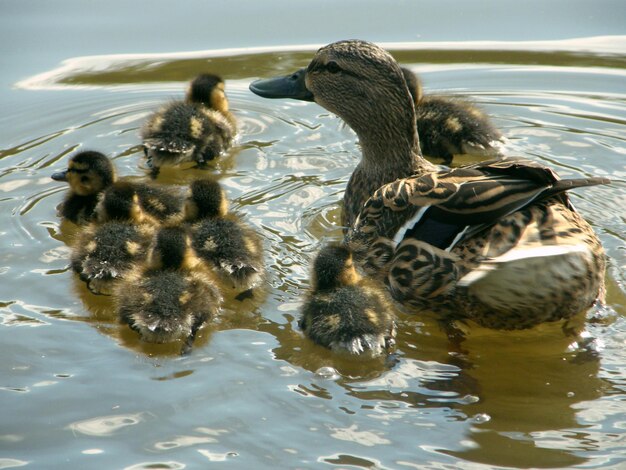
(1, 1, 625, 468)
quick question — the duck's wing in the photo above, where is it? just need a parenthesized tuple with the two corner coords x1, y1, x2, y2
(349, 157, 609, 252)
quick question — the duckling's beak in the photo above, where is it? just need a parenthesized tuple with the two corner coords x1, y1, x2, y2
(249, 68, 314, 102)
(51, 170, 68, 182)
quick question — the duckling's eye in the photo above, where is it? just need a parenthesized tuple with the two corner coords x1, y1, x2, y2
(326, 61, 341, 74)
(80, 176, 90, 184)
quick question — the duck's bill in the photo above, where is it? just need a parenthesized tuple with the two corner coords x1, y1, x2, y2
(249, 68, 314, 102)
(51, 170, 68, 182)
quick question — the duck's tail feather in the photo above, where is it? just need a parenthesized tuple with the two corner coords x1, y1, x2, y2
(458, 244, 590, 288)
(548, 176, 610, 196)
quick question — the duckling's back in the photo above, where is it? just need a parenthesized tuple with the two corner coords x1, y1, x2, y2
(191, 216, 264, 288)
(71, 221, 152, 295)
(142, 102, 234, 168)
(124, 270, 188, 322)
(134, 183, 187, 222)
(300, 283, 395, 355)
(417, 97, 503, 163)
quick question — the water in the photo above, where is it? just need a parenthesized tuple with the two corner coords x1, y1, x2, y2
(1, 2, 626, 469)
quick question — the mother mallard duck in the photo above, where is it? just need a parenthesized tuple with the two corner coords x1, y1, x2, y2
(250, 40, 608, 330)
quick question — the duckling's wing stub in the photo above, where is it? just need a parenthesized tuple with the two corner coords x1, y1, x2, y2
(249, 68, 314, 101)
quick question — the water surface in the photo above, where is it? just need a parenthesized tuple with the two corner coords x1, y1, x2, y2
(1, 3, 625, 469)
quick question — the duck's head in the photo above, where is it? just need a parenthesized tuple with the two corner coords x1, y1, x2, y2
(186, 73, 229, 114)
(148, 226, 198, 271)
(400, 67, 423, 105)
(312, 243, 361, 291)
(96, 182, 147, 223)
(250, 40, 417, 148)
(51, 151, 116, 197)
(185, 179, 228, 220)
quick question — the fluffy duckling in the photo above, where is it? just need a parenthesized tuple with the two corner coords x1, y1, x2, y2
(401, 67, 503, 165)
(250, 39, 608, 331)
(70, 182, 156, 295)
(299, 243, 396, 356)
(141, 74, 236, 175)
(52, 150, 187, 225)
(184, 179, 264, 300)
(51, 150, 115, 224)
(115, 226, 223, 355)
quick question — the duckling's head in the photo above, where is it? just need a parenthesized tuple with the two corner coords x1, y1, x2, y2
(400, 67, 423, 105)
(148, 226, 198, 271)
(51, 151, 116, 196)
(312, 243, 361, 291)
(96, 182, 145, 223)
(250, 40, 416, 145)
(185, 179, 228, 220)
(186, 73, 229, 114)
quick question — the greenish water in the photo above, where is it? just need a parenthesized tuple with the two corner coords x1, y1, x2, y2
(1, 1, 625, 469)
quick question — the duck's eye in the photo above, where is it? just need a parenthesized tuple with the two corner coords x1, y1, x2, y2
(326, 61, 341, 74)
(80, 176, 90, 184)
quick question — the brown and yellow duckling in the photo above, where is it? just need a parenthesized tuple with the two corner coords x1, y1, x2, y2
(299, 243, 396, 356)
(70, 182, 157, 295)
(141, 73, 236, 176)
(51, 150, 187, 225)
(250, 39, 609, 331)
(52, 150, 115, 224)
(183, 179, 264, 300)
(401, 67, 503, 165)
(115, 225, 223, 355)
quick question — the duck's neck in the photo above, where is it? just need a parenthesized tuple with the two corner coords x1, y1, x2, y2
(343, 114, 435, 228)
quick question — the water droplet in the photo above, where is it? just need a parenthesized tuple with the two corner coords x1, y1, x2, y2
(315, 366, 339, 380)
(471, 413, 491, 424)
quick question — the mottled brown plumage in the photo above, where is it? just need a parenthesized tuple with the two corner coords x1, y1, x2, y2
(299, 244, 396, 355)
(250, 39, 609, 330)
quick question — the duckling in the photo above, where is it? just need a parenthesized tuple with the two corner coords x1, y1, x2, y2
(401, 67, 503, 165)
(51, 150, 187, 225)
(70, 182, 156, 295)
(250, 39, 609, 330)
(299, 243, 396, 356)
(115, 226, 223, 355)
(183, 179, 264, 300)
(51, 150, 115, 224)
(141, 73, 236, 175)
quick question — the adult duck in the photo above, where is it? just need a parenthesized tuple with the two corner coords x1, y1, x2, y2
(250, 40, 608, 330)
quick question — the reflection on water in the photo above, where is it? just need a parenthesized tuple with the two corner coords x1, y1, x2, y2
(0, 37, 625, 469)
